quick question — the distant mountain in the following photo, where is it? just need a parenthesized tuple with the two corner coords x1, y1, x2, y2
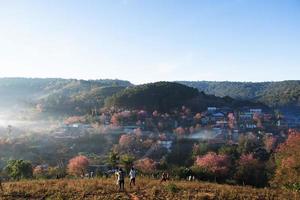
(0, 78, 132, 114)
(3, 78, 293, 115)
(105, 82, 266, 112)
(178, 81, 300, 109)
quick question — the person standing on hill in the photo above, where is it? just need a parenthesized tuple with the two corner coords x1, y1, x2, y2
(116, 168, 125, 191)
(129, 167, 136, 188)
(160, 172, 168, 183)
(0, 178, 3, 192)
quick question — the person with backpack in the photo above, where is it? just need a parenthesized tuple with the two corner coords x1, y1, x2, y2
(129, 167, 136, 188)
(116, 168, 125, 191)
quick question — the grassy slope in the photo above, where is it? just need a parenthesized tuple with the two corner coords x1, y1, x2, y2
(0, 178, 299, 200)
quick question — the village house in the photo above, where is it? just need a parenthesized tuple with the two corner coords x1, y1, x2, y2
(157, 140, 173, 152)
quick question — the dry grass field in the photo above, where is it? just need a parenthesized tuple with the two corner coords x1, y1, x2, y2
(0, 178, 299, 200)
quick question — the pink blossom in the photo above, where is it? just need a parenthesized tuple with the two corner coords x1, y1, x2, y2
(195, 152, 230, 175)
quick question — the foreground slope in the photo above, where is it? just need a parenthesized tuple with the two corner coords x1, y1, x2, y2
(0, 178, 298, 200)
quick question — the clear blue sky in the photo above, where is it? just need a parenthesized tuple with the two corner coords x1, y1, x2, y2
(0, 0, 299, 84)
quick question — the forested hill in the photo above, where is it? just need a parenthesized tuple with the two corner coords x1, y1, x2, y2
(178, 80, 300, 109)
(105, 82, 266, 112)
(0, 78, 132, 114)
(1, 78, 298, 114)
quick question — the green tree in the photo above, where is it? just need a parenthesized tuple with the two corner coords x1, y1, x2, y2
(218, 145, 239, 160)
(5, 160, 33, 180)
(192, 142, 209, 157)
(107, 151, 119, 168)
(238, 134, 262, 154)
(120, 154, 135, 172)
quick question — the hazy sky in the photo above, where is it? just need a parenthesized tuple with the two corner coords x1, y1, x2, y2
(0, 0, 299, 84)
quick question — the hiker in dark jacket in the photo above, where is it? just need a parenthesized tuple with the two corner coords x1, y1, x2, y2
(0, 178, 3, 192)
(116, 168, 125, 191)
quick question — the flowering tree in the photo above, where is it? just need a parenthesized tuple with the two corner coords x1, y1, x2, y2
(133, 128, 142, 138)
(111, 113, 120, 126)
(227, 113, 235, 129)
(64, 116, 85, 125)
(238, 153, 258, 166)
(272, 130, 300, 187)
(152, 110, 159, 117)
(195, 152, 230, 178)
(194, 113, 202, 120)
(138, 110, 147, 119)
(134, 157, 157, 173)
(142, 139, 154, 149)
(119, 134, 135, 147)
(111, 111, 135, 126)
(33, 165, 47, 178)
(253, 112, 263, 128)
(264, 136, 277, 153)
(120, 110, 132, 118)
(33, 165, 43, 175)
(159, 133, 167, 141)
(174, 127, 186, 136)
(67, 155, 89, 177)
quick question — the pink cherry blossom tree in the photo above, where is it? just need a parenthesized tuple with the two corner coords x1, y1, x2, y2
(67, 155, 89, 177)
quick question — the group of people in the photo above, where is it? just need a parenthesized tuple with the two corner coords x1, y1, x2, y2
(115, 167, 171, 191)
(115, 167, 137, 191)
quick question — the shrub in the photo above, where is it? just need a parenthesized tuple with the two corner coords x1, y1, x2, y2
(165, 183, 180, 193)
(5, 160, 33, 180)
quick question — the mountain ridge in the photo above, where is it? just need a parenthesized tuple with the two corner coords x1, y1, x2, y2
(0, 78, 298, 113)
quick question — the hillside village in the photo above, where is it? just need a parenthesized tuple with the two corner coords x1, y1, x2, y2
(0, 80, 299, 192)
(53, 105, 284, 144)
(41, 104, 295, 176)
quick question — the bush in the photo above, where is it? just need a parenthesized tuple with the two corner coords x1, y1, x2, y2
(165, 183, 180, 193)
(5, 160, 33, 180)
(191, 166, 214, 181)
(171, 167, 192, 180)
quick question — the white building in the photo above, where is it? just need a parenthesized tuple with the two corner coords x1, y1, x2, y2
(250, 109, 262, 113)
(158, 140, 173, 152)
(207, 107, 217, 112)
